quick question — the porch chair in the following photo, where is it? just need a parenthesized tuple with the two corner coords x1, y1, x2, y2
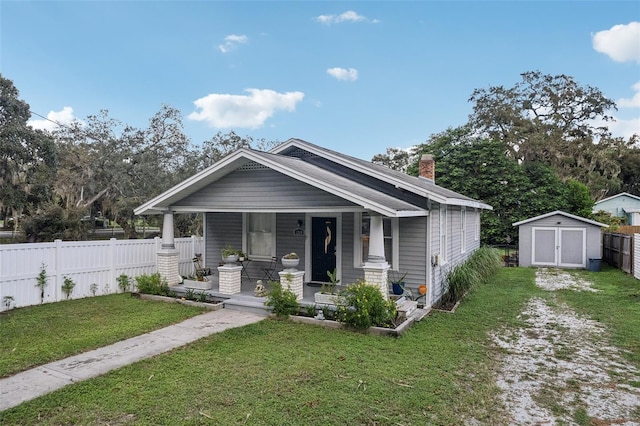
(261, 256, 279, 281)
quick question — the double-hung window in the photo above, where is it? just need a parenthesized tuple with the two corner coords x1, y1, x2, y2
(440, 205, 447, 263)
(244, 213, 275, 260)
(461, 207, 467, 253)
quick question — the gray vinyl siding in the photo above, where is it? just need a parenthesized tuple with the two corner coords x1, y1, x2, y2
(397, 217, 428, 292)
(178, 168, 357, 210)
(340, 213, 360, 285)
(275, 213, 306, 273)
(205, 212, 242, 268)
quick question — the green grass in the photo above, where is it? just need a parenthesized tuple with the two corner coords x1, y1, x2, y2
(554, 265, 640, 365)
(1, 267, 637, 425)
(0, 293, 206, 377)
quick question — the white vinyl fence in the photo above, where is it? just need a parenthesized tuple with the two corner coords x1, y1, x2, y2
(0, 237, 203, 311)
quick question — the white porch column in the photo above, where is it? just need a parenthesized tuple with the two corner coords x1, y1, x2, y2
(368, 215, 386, 263)
(157, 210, 180, 286)
(364, 214, 390, 300)
(161, 210, 175, 249)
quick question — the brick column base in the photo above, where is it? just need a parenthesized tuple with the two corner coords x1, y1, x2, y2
(218, 265, 242, 294)
(363, 262, 390, 301)
(278, 270, 305, 300)
(157, 249, 180, 286)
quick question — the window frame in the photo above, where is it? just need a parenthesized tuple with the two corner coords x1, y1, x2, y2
(242, 212, 276, 260)
(461, 207, 467, 254)
(440, 204, 447, 263)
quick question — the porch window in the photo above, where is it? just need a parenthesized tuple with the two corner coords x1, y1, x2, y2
(244, 213, 275, 260)
(355, 212, 398, 268)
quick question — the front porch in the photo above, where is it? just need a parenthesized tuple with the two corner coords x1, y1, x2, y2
(172, 275, 351, 315)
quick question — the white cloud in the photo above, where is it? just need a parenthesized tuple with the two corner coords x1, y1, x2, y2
(218, 34, 248, 53)
(609, 116, 640, 139)
(592, 22, 640, 63)
(617, 81, 640, 108)
(27, 106, 81, 131)
(314, 10, 379, 25)
(188, 88, 304, 128)
(327, 67, 358, 81)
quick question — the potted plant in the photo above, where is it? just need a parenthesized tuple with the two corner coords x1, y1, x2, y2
(238, 251, 246, 262)
(389, 270, 408, 295)
(281, 252, 299, 270)
(314, 268, 344, 304)
(221, 245, 239, 265)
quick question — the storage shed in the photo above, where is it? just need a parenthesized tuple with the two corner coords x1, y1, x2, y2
(513, 211, 608, 268)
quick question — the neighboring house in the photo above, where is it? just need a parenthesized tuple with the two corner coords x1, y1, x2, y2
(513, 211, 608, 269)
(134, 139, 492, 309)
(593, 192, 640, 226)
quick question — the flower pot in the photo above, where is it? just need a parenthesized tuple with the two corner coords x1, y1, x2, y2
(281, 257, 299, 270)
(392, 282, 405, 295)
(222, 255, 239, 265)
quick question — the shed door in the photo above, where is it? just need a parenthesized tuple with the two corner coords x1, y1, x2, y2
(531, 227, 586, 267)
(559, 228, 585, 268)
(532, 227, 557, 266)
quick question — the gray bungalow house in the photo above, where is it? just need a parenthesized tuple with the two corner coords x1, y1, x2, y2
(134, 139, 492, 309)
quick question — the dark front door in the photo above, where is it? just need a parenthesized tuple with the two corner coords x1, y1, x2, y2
(311, 217, 337, 282)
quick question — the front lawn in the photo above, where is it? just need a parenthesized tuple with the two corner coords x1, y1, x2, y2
(0, 293, 206, 377)
(1, 267, 637, 425)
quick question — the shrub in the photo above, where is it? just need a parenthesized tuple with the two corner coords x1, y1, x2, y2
(135, 273, 171, 296)
(264, 281, 299, 318)
(61, 276, 76, 300)
(117, 274, 131, 293)
(336, 281, 397, 329)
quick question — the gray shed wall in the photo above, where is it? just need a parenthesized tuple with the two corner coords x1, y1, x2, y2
(517, 213, 603, 268)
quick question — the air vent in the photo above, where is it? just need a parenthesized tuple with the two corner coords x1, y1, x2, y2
(238, 161, 269, 171)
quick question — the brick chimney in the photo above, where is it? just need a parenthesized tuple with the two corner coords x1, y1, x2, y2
(419, 154, 435, 182)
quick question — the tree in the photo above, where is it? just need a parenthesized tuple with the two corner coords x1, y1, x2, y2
(51, 105, 194, 238)
(372, 147, 415, 173)
(468, 71, 621, 198)
(0, 75, 57, 232)
(381, 126, 590, 245)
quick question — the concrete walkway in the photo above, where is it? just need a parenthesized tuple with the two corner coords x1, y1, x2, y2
(0, 309, 266, 411)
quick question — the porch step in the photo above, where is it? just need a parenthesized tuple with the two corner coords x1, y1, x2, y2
(223, 298, 271, 316)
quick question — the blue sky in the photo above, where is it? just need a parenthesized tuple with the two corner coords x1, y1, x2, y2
(2, 1, 639, 161)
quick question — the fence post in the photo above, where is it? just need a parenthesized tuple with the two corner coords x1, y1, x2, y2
(109, 238, 117, 291)
(54, 239, 63, 303)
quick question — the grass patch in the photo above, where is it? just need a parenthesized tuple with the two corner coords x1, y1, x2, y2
(0, 293, 206, 377)
(556, 265, 640, 365)
(0, 268, 538, 425)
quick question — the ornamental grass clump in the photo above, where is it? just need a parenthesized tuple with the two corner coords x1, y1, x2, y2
(336, 281, 397, 329)
(443, 246, 501, 305)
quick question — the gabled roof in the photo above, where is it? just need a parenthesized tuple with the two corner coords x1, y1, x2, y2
(272, 138, 492, 210)
(594, 192, 640, 205)
(135, 139, 492, 217)
(512, 211, 609, 228)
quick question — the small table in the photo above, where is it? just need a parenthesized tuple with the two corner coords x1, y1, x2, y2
(238, 259, 251, 281)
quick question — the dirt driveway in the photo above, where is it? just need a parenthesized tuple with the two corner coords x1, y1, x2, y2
(491, 268, 640, 425)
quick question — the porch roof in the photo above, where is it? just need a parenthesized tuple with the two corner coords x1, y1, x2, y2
(135, 148, 429, 217)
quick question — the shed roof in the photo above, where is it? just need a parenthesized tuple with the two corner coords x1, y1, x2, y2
(512, 210, 609, 228)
